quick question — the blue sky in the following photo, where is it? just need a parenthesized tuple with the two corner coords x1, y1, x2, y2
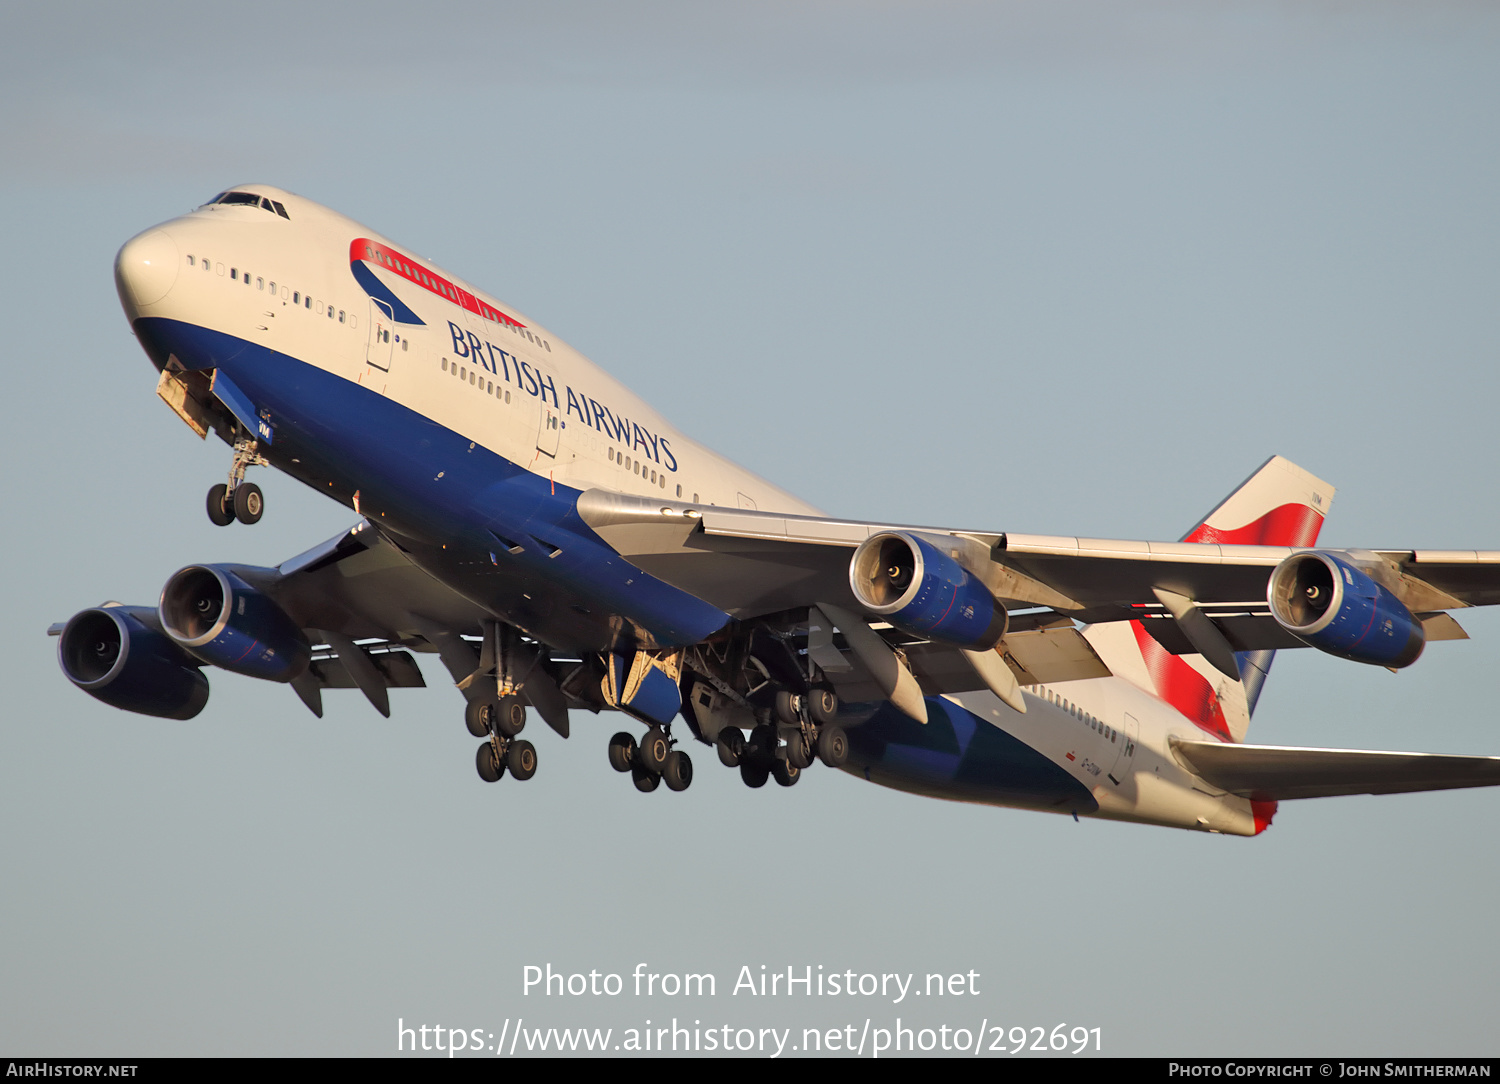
(3, 2, 1499, 1056)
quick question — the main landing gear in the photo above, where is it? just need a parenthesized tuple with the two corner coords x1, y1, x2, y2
(609, 726, 693, 794)
(715, 689, 847, 789)
(471, 694, 537, 784)
(206, 436, 269, 526)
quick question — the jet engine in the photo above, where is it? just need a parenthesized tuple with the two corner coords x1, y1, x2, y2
(1267, 551, 1425, 668)
(848, 531, 1007, 649)
(58, 605, 210, 719)
(159, 565, 310, 682)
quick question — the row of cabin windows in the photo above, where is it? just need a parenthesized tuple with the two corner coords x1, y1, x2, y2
(185, 254, 354, 326)
(609, 446, 667, 490)
(506, 320, 550, 352)
(441, 357, 514, 403)
(607, 446, 696, 500)
(434, 358, 702, 502)
(1040, 686, 1119, 744)
(365, 248, 550, 352)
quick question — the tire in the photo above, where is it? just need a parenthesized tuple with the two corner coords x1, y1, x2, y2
(465, 700, 494, 737)
(786, 729, 814, 770)
(807, 687, 839, 725)
(715, 727, 744, 768)
(638, 728, 670, 774)
(507, 739, 537, 780)
(662, 750, 693, 792)
(817, 724, 849, 768)
(739, 761, 769, 789)
(745, 724, 777, 768)
(608, 731, 637, 773)
(632, 763, 660, 792)
(233, 482, 263, 525)
(773, 689, 801, 725)
(475, 741, 504, 783)
(772, 758, 800, 787)
(495, 694, 526, 737)
(206, 484, 234, 527)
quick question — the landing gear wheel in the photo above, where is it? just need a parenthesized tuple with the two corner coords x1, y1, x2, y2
(476, 741, 504, 783)
(817, 724, 849, 768)
(506, 739, 537, 780)
(739, 761, 769, 789)
(233, 482, 264, 525)
(716, 728, 745, 768)
(662, 750, 693, 792)
(746, 724, 777, 768)
(772, 758, 801, 787)
(638, 727, 670, 774)
(608, 732, 637, 773)
(773, 689, 801, 725)
(206, 484, 234, 527)
(494, 694, 526, 737)
(632, 763, 660, 792)
(807, 687, 839, 725)
(465, 700, 494, 738)
(786, 730, 814, 770)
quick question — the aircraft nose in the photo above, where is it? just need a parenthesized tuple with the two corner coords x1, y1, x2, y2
(114, 229, 179, 313)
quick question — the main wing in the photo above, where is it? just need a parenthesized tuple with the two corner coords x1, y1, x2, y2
(576, 460, 1500, 676)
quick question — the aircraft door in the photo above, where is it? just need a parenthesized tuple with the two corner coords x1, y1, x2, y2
(1107, 713, 1139, 786)
(366, 299, 395, 371)
(536, 399, 561, 458)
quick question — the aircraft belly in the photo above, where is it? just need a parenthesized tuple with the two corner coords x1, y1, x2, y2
(845, 697, 1099, 814)
(132, 317, 731, 651)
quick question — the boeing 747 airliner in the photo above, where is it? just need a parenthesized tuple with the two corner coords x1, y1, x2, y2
(52, 184, 1500, 835)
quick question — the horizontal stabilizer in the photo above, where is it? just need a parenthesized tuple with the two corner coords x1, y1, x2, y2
(1172, 739, 1500, 800)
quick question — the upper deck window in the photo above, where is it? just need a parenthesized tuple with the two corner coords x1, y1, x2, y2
(204, 192, 290, 219)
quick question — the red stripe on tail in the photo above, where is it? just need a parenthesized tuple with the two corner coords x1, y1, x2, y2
(1183, 503, 1324, 548)
(1130, 621, 1233, 742)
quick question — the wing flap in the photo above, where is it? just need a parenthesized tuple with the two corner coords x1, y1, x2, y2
(1171, 739, 1500, 800)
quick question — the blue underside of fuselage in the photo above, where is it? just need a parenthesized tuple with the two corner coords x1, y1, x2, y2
(133, 317, 731, 649)
(847, 697, 1099, 814)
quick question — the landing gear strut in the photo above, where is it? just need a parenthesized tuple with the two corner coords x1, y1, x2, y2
(465, 623, 544, 786)
(206, 436, 269, 526)
(609, 726, 693, 794)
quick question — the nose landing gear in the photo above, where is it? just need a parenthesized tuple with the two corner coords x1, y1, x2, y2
(206, 437, 269, 526)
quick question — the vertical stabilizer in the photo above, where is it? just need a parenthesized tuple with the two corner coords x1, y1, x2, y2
(1086, 456, 1335, 742)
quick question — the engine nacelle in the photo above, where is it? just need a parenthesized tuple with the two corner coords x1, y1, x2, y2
(848, 531, 1007, 649)
(159, 565, 310, 682)
(1267, 551, 1425, 668)
(58, 606, 210, 719)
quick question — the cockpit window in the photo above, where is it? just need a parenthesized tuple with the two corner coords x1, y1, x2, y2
(202, 191, 291, 219)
